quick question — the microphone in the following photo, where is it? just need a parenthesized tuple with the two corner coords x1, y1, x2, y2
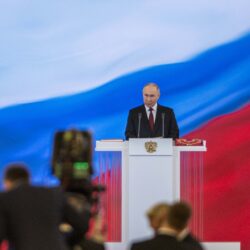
(137, 113, 142, 138)
(161, 113, 165, 138)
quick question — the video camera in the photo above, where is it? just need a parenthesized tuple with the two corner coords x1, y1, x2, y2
(51, 129, 105, 214)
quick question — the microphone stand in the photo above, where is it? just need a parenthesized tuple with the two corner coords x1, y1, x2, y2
(161, 113, 165, 138)
(137, 113, 142, 138)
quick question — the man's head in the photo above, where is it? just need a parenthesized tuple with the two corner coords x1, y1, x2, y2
(167, 201, 192, 232)
(143, 83, 160, 108)
(147, 202, 169, 231)
(4, 163, 30, 190)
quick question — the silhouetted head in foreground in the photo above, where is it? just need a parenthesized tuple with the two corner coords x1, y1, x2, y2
(3, 163, 30, 191)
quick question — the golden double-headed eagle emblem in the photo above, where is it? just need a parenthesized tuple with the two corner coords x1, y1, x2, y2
(145, 141, 157, 153)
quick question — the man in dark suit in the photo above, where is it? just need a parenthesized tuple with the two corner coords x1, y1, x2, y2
(130, 202, 183, 250)
(125, 83, 179, 140)
(131, 234, 182, 250)
(179, 232, 203, 250)
(0, 164, 90, 250)
(168, 202, 204, 250)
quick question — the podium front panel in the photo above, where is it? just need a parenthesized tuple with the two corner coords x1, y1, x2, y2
(127, 138, 175, 241)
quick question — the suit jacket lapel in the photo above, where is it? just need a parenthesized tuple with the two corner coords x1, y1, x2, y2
(141, 105, 151, 131)
(154, 105, 162, 134)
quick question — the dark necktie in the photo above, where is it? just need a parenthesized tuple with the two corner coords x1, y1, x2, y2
(149, 107, 154, 131)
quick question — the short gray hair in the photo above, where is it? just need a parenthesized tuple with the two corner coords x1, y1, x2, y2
(143, 83, 160, 94)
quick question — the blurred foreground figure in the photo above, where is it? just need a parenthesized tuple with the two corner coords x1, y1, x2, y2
(168, 202, 204, 250)
(131, 201, 203, 250)
(61, 193, 106, 250)
(52, 129, 106, 250)
(146, 202, 170, 234)
(130, 202, 183, 250)
(0, 164, 89, 250)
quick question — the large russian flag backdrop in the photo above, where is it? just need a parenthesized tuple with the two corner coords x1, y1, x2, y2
(0, 1, 249, 249)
